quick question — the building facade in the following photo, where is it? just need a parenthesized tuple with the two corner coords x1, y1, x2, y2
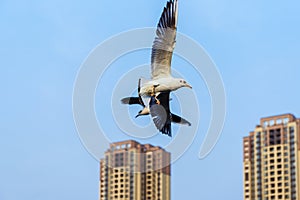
(100, 140, 171, 200)
(243, 114, 300, 200)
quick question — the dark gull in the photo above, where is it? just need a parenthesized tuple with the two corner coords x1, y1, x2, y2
(121, 79, 191, 131)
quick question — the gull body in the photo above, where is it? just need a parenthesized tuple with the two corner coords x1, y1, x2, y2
(121, 95, 191, 130)
(139, 77, 192, 96)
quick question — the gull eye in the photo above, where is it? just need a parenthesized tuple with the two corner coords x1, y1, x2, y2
(179, 80, 182, 83)
(183, 81, 186, 84)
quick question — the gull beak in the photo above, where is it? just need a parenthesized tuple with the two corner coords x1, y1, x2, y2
(186, 83, 192, 89)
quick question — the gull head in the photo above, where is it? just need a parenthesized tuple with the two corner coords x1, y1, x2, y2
(135, 107, 150, 118)
(178, 79, 192, 89)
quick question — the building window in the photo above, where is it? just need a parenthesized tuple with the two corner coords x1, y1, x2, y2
(245, 173, 249, 181)
(277, 152, 281, 157)
(278, 182, 282, 187)
(277, 164, 282, 169)
(277, 146, 281, 150)
(278, 170, 282, 175)
(270, 177, 275, 182)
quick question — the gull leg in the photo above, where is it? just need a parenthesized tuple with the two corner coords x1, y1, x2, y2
(138, 78, 143, 97)
(155, 96, 160, 105)
(150, 84, 157, 96)
(151, 85, 160, 105)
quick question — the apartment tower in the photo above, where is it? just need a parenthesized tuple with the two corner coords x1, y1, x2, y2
(243, 114, 300, 200)
(99, 140, 171, 200)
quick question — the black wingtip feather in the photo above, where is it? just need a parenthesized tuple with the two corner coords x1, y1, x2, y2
(121, 97, 131, 104)
(157, 0, 177, 30)
(161, 122, 172, 137)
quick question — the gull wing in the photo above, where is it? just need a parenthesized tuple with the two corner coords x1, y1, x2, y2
(149, 92, 172, 137)
(121, 97, 141, 105)
(121, 79, 146, 107)
(137, 78, 145, 107)
(171, 113, 191, 126)
(151, 0, 178, 80)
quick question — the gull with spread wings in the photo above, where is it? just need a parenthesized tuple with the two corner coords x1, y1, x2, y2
(145, 0, 192, 136)
(121, 0, 192, 136)
(121, 79, 191, 129)
(139, 0, 192, 97)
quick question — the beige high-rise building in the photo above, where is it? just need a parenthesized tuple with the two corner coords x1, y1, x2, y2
(243, 114, 300, 200)
(99, 140, 171, 200)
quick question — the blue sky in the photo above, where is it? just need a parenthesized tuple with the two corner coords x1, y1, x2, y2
(1, 0, 300, 199)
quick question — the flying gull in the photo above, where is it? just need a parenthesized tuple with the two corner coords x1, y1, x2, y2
(121, 79, 191, 130)
(121, 0, 192, 136)
(139, 0, 192, 98)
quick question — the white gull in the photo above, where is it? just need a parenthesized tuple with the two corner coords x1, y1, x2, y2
(139, 0, 192, 97)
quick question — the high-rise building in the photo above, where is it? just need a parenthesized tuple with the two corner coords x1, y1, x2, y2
(99, 140, 171, 200)
(243, 114, 300, 200)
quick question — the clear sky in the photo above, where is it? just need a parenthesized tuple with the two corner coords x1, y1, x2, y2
(1, 0, 300, 199)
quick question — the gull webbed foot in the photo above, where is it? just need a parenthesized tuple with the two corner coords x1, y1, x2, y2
(155, 97, 160, 105)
